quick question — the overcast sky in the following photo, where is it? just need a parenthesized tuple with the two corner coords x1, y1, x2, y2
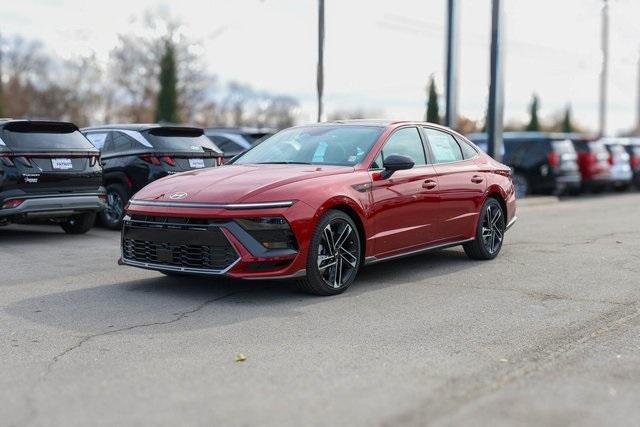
(2, 0, 640, 134)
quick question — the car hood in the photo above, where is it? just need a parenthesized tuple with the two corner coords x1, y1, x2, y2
(132, 164, 354, 204)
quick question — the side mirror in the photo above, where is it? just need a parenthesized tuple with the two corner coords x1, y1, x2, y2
(381, 154, 414, 179)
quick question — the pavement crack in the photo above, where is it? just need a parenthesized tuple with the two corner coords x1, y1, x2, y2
(20, 288, 249, 426)
(48, 288, 247, 368)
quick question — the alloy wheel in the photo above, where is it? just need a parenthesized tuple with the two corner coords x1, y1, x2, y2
(105, 191, 124, 224)
(481, 204, 505, 254)
(316, 219, 360, 289)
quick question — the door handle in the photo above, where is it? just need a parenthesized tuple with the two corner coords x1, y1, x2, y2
(422, 179, 437, 190)
(471, 175, 484, 183)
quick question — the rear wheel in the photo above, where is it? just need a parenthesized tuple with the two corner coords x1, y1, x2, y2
(297, 210, 361, 296)
(60, 212, 96, 235)
(464, 198, 505, 260)
(100, 183, 128, 230)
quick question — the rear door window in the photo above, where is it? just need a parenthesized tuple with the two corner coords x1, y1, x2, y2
(423, 128, 463, 163)
(0, 122, 95, 151)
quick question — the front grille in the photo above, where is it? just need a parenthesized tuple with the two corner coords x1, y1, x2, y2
(122, 216, 238, 272)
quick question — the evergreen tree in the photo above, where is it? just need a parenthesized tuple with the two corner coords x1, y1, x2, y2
(525, 94, 540, 131)
(425, 76, 440, 124)
(154, 40, 178, 123)
(561, 104, 574, 133)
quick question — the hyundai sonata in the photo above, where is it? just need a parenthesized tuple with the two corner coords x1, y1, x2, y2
(119, 120, 516, 295)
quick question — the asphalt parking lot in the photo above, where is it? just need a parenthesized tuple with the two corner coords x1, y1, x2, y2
(2, 193, 640, 427)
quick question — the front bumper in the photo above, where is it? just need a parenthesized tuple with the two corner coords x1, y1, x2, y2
(0, 192, 106, 218)
(118, 201, 316, 280)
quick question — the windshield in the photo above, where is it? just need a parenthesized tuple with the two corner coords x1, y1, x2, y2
(0, 122, 96, 151)
(234, 125, 382, 166)
(143, 128, 221, 153)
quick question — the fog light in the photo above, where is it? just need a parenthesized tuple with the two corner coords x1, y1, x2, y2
(2, 199, 24, 209)
(236, 217, 297, 250)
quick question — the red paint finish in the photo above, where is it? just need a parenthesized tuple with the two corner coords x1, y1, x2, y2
(124, 121, 515, 279)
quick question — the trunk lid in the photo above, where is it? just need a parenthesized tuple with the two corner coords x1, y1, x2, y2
(0, 121, 102, 194)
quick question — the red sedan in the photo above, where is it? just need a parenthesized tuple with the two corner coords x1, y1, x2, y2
(120, 120, 517, 295)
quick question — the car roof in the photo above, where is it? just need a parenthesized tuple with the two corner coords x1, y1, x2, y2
(280, 120, 464, 132)
(81, 123, 203, 132)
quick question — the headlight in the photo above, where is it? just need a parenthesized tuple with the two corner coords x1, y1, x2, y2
(236, 217, 298, 250)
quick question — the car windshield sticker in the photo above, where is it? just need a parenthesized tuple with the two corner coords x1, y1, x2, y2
(120, 130, 153, 148)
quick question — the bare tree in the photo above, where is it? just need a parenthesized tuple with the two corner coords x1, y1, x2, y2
(107, 10, 216, 125)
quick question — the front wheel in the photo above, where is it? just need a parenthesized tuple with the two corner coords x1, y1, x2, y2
(297, 210, 362, 296)
(60, 212, 97, 235)
(463, 198, 505, 260)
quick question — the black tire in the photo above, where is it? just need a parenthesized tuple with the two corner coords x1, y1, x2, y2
(296, 210, 362, 296)
(512, 173, 529, 198)
(100, 183, 128, 230)
(60, 212, 97, 235)
(463, 197, 506, 260)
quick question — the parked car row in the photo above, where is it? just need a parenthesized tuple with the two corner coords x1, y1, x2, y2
(1, 118, 637, 242)
(0, 120, 247, 232)
(466, 132, 640, 198)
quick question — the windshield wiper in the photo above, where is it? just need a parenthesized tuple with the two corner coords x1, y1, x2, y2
(254, 161, 312, 165)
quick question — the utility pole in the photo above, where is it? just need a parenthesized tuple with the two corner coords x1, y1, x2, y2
(444, 0, 458, 129)
(598, 0, 609, 137)
(636, 47, 640, 133)
(316, 0, 325, 123)
(486, 0, 504, 161)
(0, 31, 4, 118)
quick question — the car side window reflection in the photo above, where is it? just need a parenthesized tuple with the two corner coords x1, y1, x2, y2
(424, 128, 463, 163)
(458, 138, 479, 159)
(379, 127, 426, 166)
